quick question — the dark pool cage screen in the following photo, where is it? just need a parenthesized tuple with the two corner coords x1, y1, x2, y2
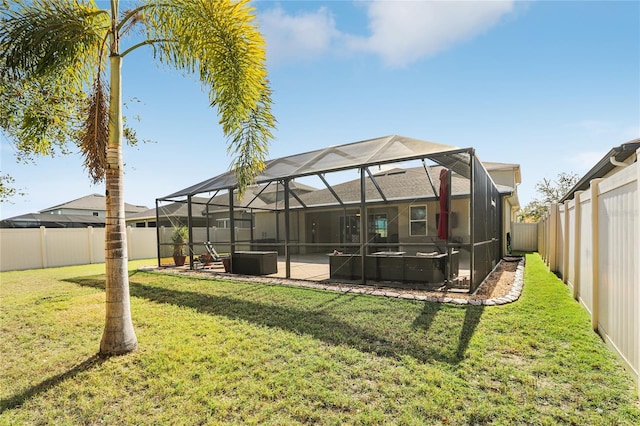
(157, 136, 509, 292)
(471, 155, 502, 291)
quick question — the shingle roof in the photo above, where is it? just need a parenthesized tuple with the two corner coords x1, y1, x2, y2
(127, 196, 212, 220)
(265, 165, 479, 209)
(39, 194, 148, 214)
(0, 213, 106, 228)
(148, 182, 318, 219)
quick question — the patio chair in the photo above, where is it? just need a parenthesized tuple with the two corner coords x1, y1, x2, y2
(203, 241, 223, 262)
(194, 242, 230, 270)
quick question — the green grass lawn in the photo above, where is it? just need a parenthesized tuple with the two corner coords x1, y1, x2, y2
(1, 254, 638, 425)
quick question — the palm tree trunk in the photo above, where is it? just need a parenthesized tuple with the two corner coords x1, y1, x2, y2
(100, 52, 137, 355)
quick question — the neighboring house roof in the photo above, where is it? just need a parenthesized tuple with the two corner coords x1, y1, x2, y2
(559, 138, 640, 203)
(39, 193, 148, 214)
(2, 194, 148, 228)
(128, 197, 212, 222)
(141, 182, 319, 222)
(255, 181, 318, 195)
(125, 209, 157, 221)
(195, 181, 317, 210)
(0, 213, 106, 228)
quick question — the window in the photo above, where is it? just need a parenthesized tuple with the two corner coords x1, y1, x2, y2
(215, 217, 253, 229)
(369, 213, 387, 238)
(92, 212, 99, 216)
(409, 205, 427, 236)
(340, 214, 360, 243)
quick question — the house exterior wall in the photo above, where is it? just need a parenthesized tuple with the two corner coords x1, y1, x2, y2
(265, 197, 472, 256)
(253, 211, 277, 241)
(503, 198, 513, 254)
(395, 198, 470, 250)
(41, 208, 105, 217)
(249, 210, 300, 253)
(488, 169, 517, 188)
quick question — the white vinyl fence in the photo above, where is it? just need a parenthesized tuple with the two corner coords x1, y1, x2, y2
(539, 156, 639, 396)
(157, 226, 254, 259)
(510, 222, 539, 252)
(0, 227, 157, 272)
(0, 225, 255, 272)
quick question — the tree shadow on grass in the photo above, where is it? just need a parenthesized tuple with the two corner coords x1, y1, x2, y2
(0, 354, 106, 414)
(412, 301, 485, 362)
(456, 305, 485, 359)
(68, 277, 484, 365)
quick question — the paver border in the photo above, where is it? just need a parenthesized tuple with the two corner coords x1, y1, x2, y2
(140, 258, 525, 305)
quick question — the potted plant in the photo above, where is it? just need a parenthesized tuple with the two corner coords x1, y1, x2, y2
(172, 225, 188, 266)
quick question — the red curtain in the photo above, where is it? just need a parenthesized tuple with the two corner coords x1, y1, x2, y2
(437, 168, 449, 240)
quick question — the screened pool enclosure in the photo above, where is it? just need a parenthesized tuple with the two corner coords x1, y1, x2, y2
(156, 135, 508, 292)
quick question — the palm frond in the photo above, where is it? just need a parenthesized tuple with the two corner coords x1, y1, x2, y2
(229, 85, 275, 196)
(0, 56, 86, 160)
(80, 73, 109, 183)
(0, 0, 109, 162)
(142, 0, 276, 195)
(1, 0, 108, 83)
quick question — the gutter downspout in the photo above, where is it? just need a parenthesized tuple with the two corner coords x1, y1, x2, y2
(609, 152, 635, 168)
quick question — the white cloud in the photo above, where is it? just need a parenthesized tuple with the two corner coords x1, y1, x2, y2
(347, 0, 516, 67)
(564, 122, 638, 172)
(620, 125, 639, 142)
(575, 120, 616, 135)
(259, 6, 340, 64)
(569, 150, 607, 173)
(259, 1, 516, 67)
(571, 120, 640, 144)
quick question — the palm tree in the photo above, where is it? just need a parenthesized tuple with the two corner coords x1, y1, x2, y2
(0, 0, 275, 355)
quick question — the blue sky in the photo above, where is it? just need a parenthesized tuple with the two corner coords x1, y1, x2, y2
(1, 0, 639, 219)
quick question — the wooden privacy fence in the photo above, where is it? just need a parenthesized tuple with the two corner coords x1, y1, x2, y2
(539, 156, 639, 396)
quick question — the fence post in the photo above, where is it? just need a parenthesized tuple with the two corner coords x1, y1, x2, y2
(637, 149, 640, 398)
(87, 226, 94, 264)
(159, 226, 166, 259)
(544, 211, 550, 264)
(573, 190, 584, 300)
(39, 226, 48, 269)
(127, 226, 133, 260)
(548, 204, 558, 272)
(590, 179, 604, 331)
(538, 213, 546, 262)
(562, 200, 570, 284)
